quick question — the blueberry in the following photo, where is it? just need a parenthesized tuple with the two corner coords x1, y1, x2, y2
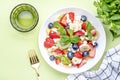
(72, 43, 79, 50)
(49, 55, 55, 61)
(81, 15, 87, 21)
(82, 51, 89, 57)
(67, 51, 74, 59)
(48, 23, 53, 28)
(65, 25, 70, 29)
(93, 41, 98, 47)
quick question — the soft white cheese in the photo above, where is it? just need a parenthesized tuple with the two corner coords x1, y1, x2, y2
(53, 38, 60, 43)
(66, 13, 72, 23)
(75, 15, 81, 21)
(72, 57, 82, 64)
(51, 28, 57, 32)
(68, 64, 72, 67)
(69, 21, 82, 32)
(80, 36, 85, 41)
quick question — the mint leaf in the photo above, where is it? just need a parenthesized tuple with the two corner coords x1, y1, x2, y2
(86, 21, 93, 40)
(53, 21, 63, 28)
(61, 35, 70, 44)
(58, 27, 66, 35)
(55, 56, 71, 65)
(70, 36, 80, 43)
(67, 29, 74, 36)
(110, 29, 120, 40)
(110, 14, 120, 20)
(61, 29, 80, 44)
(61, 56, 71, 65)
(55, 55, 62, 58)
(53, 21, 67, 35)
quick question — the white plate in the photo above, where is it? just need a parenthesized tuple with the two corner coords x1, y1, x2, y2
(38, 7, 106, 74)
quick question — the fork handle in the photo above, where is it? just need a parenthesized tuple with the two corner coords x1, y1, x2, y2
(38, 76, 41, 80)
(36, 69, 40, 77)
(36, 70, 41, 80)
(33, 68, 41, 80)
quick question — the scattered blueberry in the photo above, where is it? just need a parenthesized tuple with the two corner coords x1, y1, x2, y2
(81, 15, 87, 21)
(72, 43, 79, 50)
(49, 55, 55, 61)
(48, 23, 53, 28)
(65, 25, 70, 29)
(67, 51, 74, 59)
(82, 51, 89, 57)
(92, 41, 98, 47)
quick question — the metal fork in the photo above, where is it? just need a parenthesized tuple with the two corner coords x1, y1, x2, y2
(28, 49, 41, 80)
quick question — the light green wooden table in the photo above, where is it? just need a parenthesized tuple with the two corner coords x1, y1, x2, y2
(0, 0, 120, 80)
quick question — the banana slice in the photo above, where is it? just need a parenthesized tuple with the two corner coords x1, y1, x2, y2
(79, 44, 90, 52)
(46, 28, 51, 35)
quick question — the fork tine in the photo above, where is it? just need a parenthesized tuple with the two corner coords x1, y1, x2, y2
(28, 49, 39, 64)
(32, 50, 39, 63)
(35, 54, 39, 62)
(28, 50, 33, 64)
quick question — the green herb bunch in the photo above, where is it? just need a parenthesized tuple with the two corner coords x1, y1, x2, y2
(94, 0, 120, 39)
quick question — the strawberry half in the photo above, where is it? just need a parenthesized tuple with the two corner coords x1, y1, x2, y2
(68, 12, 74, 22)
(55, 58, 61, 64)
(44, 37, 55, 48)
(81, 22, 87, 31)
(59, 14, 67, 27)
(74, 51, 83, 58)
(59, 12, 75, 27)
(88, 43, 96, 58)
(73, 30, 85, 36)
(77, 41, 83, 46)
(49, 30, 60, 39)
(77, 59, 86, 68)
(54, 48, 64, 55)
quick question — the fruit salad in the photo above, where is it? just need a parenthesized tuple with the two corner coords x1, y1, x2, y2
(43, 12, 99, 68)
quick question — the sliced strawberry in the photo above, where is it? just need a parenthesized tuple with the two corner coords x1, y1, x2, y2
(55, 58, 61, 64)
(54, 48, 64, 55)
(88, 43, 96, 58)
(87, 40, 92, 45)
(72, 62, 77, 67)
(59, 14, 67, 27)
(68, 12, 74, 22)
(44, 37, 55, 48)
(49, 30, 60, 39)
(73, 30, 84, 36)
(77, 41, 83, 46)
(60, 12, 75, 27)
(74, 51, 83, 58)
(81, 22, 86, 31)
(77, 59, 86, 68)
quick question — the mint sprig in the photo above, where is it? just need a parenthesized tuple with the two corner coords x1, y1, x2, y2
(61, 29, 79, 44)
(53, 21, 79, 44)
